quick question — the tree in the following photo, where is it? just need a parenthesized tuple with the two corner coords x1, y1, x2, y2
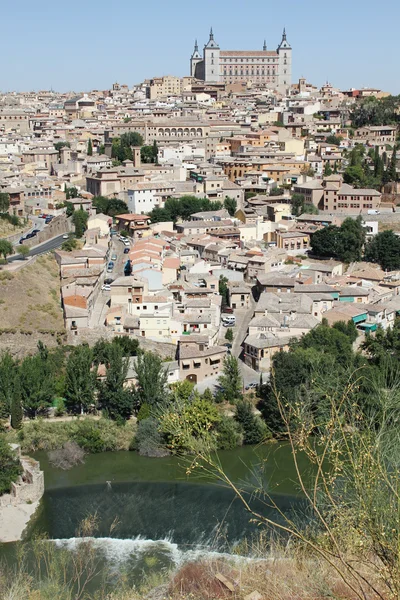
(364, 230, 400, 270)
(269, 188, 284, 196)
(323, 162, 333, 176)
(0, 436, 22, 495)
(148, 196, 222, 223)
(141, 144, 158, 164)
(290, 193, 305, 216)
(325, 135, 342, 146)
(219, 275, 229, 310)
(0, 352, 18, 419)
(87, 138, 93, 156)
(120, 131, 143, 147)
(64, 345, 96, 414)
(124, 260, 132, 276)
(235, 400, 267, 444)
(0, 239, 13, 261)
(339, 216, 366, 263)
(65, 186, 79, 200)
(10, 388, 23, 430)
(388, 149, 397, 182)
(19, 354, 54, 418)
(224, 196, 237, 216)
(54, 141, 70, 152)
(18, 245, 30, 260)
(310, 225, 341, 258)
(72, 209, 89, 238)
(0, 192, 10, 213)
(133, 351, 168, 411)
(218, 355, 242, 403)
(62, 238, 77, 251)
(98, 344, 133, 421)
(332, 320, 358, 343)
(113, 336, 139, 356)
(225, 328, 234, 343)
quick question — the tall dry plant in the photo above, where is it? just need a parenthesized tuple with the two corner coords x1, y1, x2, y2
(185, 366, 400, 600)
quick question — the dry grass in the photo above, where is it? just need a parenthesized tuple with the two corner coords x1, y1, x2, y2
(0, 254, 64, 331)
(167, 555, 384, 600)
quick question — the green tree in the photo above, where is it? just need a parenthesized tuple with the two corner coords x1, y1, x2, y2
(133, 351, 168, 411)
(310, 225, 341, 258)
(54, 141, 70, 152)
(339, 216, 366, 263)
(219, 275, 229, 310)
(19, 245, 30, 260)
(323, 162, 333, 176)
(10, 384, 23, 430)
(364, 230, 400, 270)
(218, 355, 242, 403)
(87, 138, 93, 156)
(98, 344, 133, 421)
(224, 196, 237, 216)
(0, 192, 10, 213)
(65, 186, 79, 200)
(0, 239, 13, 261)
(290, 193, 305, 216)
(64, 345, 96, 414)
(19, 354, 54, 418)
(388, 149, 397, 182)
(0, 436, 22, 495)
(325, 135, 342, 146)
(235, 400, 267, 444)
(225, 328, 234, 343)
(269, 187, 284, 196)
(332, 320, 358, 343)
(112, 336, 139, 356)
(0, 352, 18, 419)
(120, 131, 143, 147)
(72, 209, 89, 238)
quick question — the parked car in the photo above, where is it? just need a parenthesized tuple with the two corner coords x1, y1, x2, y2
(19, 237, 26, 244)
(62, 234, 69, 239)
(107, 261, 114, 273)
(111, 253, 117, 261)
(123, 240, 130, 247)
(123, 247, 130, 254)
(32, 229, 40, 234)
(245, 382, 258, 391)
(104, 278, 114, 285)
(102, 284, 111, 292)
(223, 307, 234, 314)
(25, 232, 35, 239)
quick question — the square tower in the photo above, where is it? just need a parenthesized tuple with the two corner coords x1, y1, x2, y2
(204, 28, 221, 83)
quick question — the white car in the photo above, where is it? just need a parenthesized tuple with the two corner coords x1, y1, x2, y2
(62, 234, 69, 239)
(102, 284, 111, 292)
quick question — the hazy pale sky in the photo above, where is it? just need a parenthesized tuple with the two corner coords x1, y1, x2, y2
(1, 0, 399, 93)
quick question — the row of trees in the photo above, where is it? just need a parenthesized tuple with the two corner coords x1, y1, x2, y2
(350, 94, 400, 128)
(149, 195, 223, 223)
(110, 132, 158, 165)
(311, 215, 400, 270)
(343, 144, 397, 189)
(92, 196, 128, 217)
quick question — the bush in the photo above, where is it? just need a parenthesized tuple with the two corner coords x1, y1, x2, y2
(215, 416, 242, 450)
(137, 402, 151, 422)
(134, 417, 169, 457)
(71, 420, 115, 453)
(0, 435, 22, 495)
(48, 441, 85, 470)
(235, 400, 269, 445)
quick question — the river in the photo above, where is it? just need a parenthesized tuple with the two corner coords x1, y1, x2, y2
(1, 443, 311, 590)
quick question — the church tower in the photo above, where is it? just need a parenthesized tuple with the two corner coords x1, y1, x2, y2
(190, 40, 202, 78)
(203, 28, 220, 83)
(277, 28, 292, 92)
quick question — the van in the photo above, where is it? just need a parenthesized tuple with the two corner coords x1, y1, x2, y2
(222, 315, 236, 326)
(367, 210, 380, 215)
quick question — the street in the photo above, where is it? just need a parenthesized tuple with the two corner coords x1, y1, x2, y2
(8, 233, 67, 261)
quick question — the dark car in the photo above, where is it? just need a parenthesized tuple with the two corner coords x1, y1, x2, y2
(32, 229, 40, 234)
(222, 307, 234, 314)
(104, 278, 114, 285)
(124, 247, 130, 254)
(19, 237, 26, 244)
(25, 233, 35, 239)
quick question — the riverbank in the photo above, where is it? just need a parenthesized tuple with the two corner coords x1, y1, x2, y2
(0, 499, 41, 543)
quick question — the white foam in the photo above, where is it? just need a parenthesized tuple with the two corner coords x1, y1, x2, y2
(52, 536, 253, 568)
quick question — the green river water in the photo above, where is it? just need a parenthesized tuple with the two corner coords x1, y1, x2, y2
(1, 444, 311, 589)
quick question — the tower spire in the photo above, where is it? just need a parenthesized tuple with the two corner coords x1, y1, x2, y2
(282, 27, 287, 41)
(194, 39, 198, 52)
(263, 39, 267, 51)
(210, 27, 214, 40)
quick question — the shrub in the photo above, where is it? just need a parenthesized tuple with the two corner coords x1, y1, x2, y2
(235, 400, 269, 445)
(134, 417, 169, 457)
(216, 415, 242, 450)
(0, 435, 22, 495)
(48, 441, 85, 470)
(137, 402, 151, 422)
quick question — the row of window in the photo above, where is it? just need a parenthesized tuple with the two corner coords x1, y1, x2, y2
(220, 58, 278, 63)
(224, 69, 275, 76)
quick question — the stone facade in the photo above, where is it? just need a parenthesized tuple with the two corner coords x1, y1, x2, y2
(190, 28, 292, 92)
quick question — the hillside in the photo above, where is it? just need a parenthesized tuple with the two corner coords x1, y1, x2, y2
(0, 254, 64, 355)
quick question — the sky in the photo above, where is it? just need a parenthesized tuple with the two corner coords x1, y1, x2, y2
(1, 0, 399, 94)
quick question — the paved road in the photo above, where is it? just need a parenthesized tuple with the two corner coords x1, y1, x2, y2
(9, 233, 67, 261)
(232, 295, 256, 359)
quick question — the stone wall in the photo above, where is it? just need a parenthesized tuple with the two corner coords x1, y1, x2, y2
(0, 330, 66, 358)
(0, 447, 44, 508)
(21, 215, 72, 248)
